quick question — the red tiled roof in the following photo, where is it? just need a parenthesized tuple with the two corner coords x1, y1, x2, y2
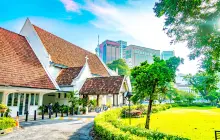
(79, 76, 124, 95)
(0, 27, 55, 89)
(33, 25, 109, 77)
(56, 67, 82, 86)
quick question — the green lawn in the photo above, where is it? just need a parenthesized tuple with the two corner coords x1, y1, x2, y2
(122, 107, 220, 140)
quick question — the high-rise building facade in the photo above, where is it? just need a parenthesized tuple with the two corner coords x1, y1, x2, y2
(161, 51, 175, 60)
(97, 40, 123, 64)
(96, 40, 160, 67)
(117, 40, 127, 59)
(125, 45, 160, 67)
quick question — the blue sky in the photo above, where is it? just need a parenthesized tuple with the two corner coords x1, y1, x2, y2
(0, 0, 199, 74)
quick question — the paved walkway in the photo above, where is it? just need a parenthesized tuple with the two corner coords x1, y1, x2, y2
(1, 113, 97, 140)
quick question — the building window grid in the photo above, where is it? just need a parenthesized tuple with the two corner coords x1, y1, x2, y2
(13, 93, 18, 106)
(7, 93, 40, 107)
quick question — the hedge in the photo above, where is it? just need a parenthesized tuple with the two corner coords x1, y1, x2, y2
(0, 117, 16, 130)
(94, 108, 145, 140)
(121, 104, 172, 117)
(111, 120, 189, 140)
(171, 102, 212, 107)
(94, 104, 189, 140)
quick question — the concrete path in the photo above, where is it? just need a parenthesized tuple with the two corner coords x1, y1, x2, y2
(1, 113, 97, 140)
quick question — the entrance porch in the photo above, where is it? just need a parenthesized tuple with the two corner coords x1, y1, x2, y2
(0, 86, 56, 117)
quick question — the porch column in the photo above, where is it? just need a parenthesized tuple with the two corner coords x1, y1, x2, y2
(102, 95, 107, 105)
(97, 95, 99, 106)
(113, 94, 115, 106)
(38, 93, 44, 106)
(116, 95, 118, 106)
(2, 91, 9, 104)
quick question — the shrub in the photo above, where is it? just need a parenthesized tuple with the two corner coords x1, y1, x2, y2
(112, 120, 189, 140)
(172, 102, 212, 107)
(94, 109, 145, 140)
(0, 117, 16, 130)
(121, 104, 172, 117)
(0, 104, 8, 109)
(94, 121, 145, 140)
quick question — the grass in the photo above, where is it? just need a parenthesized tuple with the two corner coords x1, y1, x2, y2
(122, 107, 220, 140)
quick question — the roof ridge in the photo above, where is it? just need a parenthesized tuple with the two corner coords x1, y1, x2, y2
(88, 75, 123, 79)
(0, 27, 26, 38)
(32, 24, 95, 55)
(68, 66, 83, 68)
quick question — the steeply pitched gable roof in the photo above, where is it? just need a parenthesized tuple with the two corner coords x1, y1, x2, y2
(79, 76, 124, 95)
(56, 67, 82, 86)
(32, 25, 109, 77)
(0, 27, 55, 89)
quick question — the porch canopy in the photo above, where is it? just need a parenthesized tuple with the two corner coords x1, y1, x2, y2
(79, 76, 125, 95)
(79, 76, 128, 106)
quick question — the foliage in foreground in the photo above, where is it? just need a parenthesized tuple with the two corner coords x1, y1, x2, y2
(131, 56, 183, 129)
(94, 106, 189, 140)
(0, 117, 16, 130)
(154, 0, 220, 73)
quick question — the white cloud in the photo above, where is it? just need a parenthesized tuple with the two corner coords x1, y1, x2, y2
(60, 0, 80, 12)
(83, 0, 199, 74)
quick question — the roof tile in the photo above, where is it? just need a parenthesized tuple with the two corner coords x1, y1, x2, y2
(56, 67, 82, 86)
(33, 25, 109, 77)
(0, 27, 55, 89)
(79, 76, 124, 95)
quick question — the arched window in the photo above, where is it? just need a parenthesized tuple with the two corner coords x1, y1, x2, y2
(7, 93, 13, 106)
(13, 93, 18, 106)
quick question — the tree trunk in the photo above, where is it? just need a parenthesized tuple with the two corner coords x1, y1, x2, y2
(97, 95, 99, 106)
(145, 96, 153, 129)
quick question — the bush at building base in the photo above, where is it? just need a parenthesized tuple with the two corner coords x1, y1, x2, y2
(94, 104, 189, 140)
(0, 117, 16, 130)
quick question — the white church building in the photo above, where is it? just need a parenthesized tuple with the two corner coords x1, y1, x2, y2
(0, 19, 132, 117)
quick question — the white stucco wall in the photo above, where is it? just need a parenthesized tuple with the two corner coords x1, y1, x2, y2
(72, 62, 92, 92)
(1, 90, 47, 117)
(48, 66, 61, 82)
(29, 106, 39, 115)
(9, 106, 18, 117)
(19, 19, 59, 90)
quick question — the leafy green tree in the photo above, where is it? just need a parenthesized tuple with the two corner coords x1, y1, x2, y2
(107, 59, 130, 75)
(131, 56, 182, 129)
(172, 90, 196, 104)
(164, 83, 178, 103)
(205, 90, 220, 105)
(182, 91, 196, 104)
(154, 0, 220, 73)
(184, 72, 219, 97)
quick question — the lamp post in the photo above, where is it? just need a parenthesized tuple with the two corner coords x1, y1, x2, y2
(125, 92, 133, 125)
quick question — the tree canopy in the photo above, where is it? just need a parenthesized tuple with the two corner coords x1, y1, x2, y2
(154, 0, 220, 73)
(107, 59, 130, 75)
(184, 72, 219, 97)
(131, 56, 183, 129)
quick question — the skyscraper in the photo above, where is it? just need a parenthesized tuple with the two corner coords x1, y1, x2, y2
(96, 40, 160, 67)
(97, 40, 122, 64)
(161, 51, 175, 60)
(125, 45, 160, 67)
(117, 40, 127, 59)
